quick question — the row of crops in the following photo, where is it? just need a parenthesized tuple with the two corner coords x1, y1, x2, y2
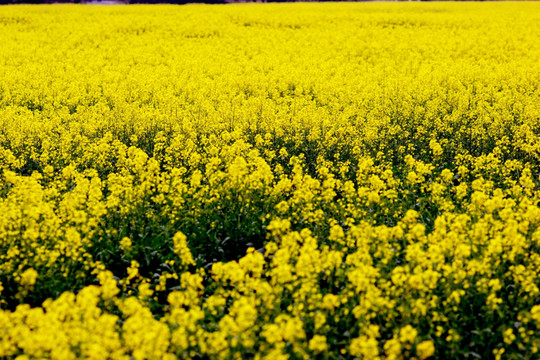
(1, 2, 540, 359)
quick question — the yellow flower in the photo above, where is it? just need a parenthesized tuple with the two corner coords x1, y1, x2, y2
(503, 328, 516, 345)
(399, 325, 418, 343)
(417, 340, 435, 359)
(429, 139, 443, 157)
(20, 268, 38, 287)
(97, 271, 119, 300)
(350, 335, 379, 359)
(308, 335, 328, 353)
(120, 237, 132, 251)
(173, 231, 195, 267)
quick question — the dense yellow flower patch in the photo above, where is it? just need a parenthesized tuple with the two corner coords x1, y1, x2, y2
(1, 2, 540, 359)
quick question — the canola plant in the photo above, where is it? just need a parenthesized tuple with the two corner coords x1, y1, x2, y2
(1, 2, 540, 359)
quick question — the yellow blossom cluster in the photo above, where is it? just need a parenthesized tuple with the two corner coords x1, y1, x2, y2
(1, 2, 540, 359)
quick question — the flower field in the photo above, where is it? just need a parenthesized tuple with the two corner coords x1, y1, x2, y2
(1, 2, 540, 359)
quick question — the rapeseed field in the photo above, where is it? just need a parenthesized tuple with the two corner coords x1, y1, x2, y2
(1, 2, 540, 359)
